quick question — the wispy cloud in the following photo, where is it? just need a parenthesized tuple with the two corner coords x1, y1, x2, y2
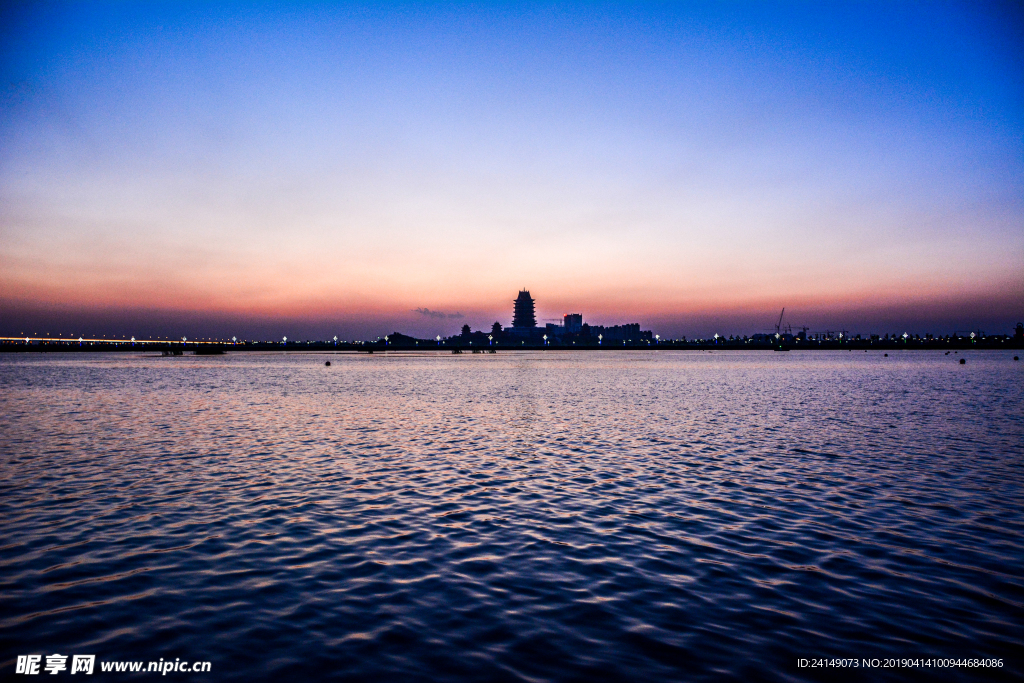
(414, 307, 463, 320)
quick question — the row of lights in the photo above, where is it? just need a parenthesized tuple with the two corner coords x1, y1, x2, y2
(9, 330, 990, 347)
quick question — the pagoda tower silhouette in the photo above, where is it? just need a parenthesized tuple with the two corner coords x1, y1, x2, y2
(512, 290, 537, 328)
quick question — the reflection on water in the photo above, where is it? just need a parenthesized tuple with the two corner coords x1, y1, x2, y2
(1, 351, 1021, 681)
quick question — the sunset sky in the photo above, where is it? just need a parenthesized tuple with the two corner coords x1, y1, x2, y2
(2, 1, 1022, 340)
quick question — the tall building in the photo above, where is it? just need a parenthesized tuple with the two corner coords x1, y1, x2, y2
(512, 290, 536, 328)
(563, 313, 582, 333)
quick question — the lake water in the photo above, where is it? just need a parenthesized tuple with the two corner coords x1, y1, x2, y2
(1, 350, 1021, 681)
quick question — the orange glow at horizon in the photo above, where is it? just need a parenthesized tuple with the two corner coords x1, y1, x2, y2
(4, 262, 1019, 328)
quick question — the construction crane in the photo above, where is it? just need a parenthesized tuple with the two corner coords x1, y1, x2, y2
(769, 308, 803, 338)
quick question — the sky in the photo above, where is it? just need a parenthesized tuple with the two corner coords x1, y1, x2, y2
(2, 1, 1022, 340)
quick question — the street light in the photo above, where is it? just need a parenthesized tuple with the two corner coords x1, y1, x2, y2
(543, 334, 548, 346)
(436, 335, 441, 347)
(598, 334, 603, 345)
(488, 334, 493, 346)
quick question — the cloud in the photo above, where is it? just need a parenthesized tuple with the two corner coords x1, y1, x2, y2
(414, 307, 463, 320)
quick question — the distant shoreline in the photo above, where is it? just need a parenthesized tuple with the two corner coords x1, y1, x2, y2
(2, 338, 1021, 353)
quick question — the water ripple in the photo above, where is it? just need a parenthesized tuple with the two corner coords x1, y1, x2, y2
(1, 351, 1021, 681)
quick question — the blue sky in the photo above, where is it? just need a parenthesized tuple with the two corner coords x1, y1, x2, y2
(2, 1, 1021, 339)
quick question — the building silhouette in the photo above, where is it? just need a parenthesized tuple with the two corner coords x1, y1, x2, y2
(512, 290, 537, 328)
(503, 289, 653, 344)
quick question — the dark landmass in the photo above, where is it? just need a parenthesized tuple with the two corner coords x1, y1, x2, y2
(3, 328, 1022, 353)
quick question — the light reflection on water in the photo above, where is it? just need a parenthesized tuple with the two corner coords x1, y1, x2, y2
(1, 350, 1022, 681)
